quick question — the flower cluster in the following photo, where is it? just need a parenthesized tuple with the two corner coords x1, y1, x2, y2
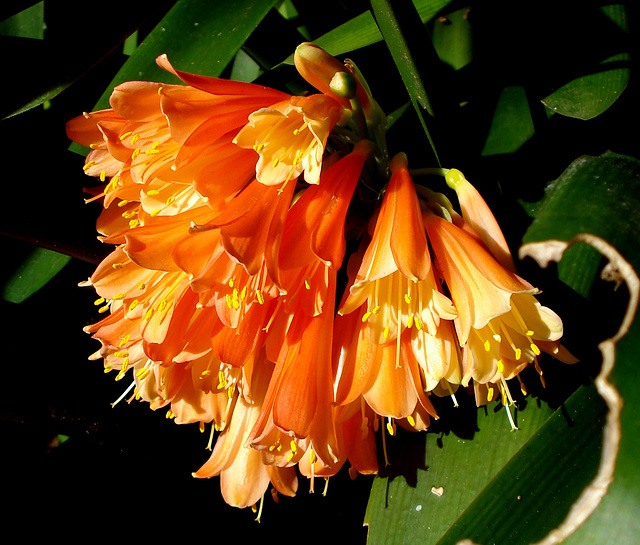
(68, 43, 576, 511)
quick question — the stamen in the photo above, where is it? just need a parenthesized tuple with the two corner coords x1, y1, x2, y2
(110, 380, 136, 407)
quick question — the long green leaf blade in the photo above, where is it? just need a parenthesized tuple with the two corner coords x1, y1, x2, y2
(92, 0, 281, 111)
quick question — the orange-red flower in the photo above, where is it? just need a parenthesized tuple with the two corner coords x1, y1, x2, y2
(69, 40, 578, 511)
(421, 176, 577, 413)
(334, 154, 454, 441)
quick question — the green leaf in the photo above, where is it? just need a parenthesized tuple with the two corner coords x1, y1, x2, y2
(1, 2, 171, 119)
(2, 246, 71, 304)
(541, 5, 631, 120)
(481, 86, 535, 157)
(280, 0, 453, 62)
(369, 0, 457, 165)
(522, 154, 640, 296)
(430, 6, 472, 71)
(92, 0, 281, 111)
(0, 1, 43, 39)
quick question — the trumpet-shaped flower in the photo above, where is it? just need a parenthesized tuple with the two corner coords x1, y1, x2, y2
(233, 94, 348, 186)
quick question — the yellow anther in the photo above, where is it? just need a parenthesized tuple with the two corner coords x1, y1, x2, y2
(407, 316, 414, 329)
(526, 330, 535, 337)
(94, 297, 105, 306)
(531, 343, 541, 356)
(83, 161, 96, 171)
(115, 370, 126, 382)
(404, 294, 412, 305)
(225, 293, 233, 309)
(484, 340, 491, 352)
(407, 415, 416, 427)
(158, 299, 168, 311)
(144, 308, 154, 321)
(122, 209, 137, 219)
(112, 293, 126, 300)
(119, 131, 132, 141)
(99, 170, 107, 182)
(130, 134, 140, 145)
(129, 219, 139, 229)
(166, 410, 175, 419)
(415, 316, 423, 331)
(372, 305, 381, 314)
(117, 199, 129, 207)
(256, 290, 264, 305)
(386, 420, 395, 436)
(227, 384, 235, 399)
(240, 286, 248, 301)
(361, 311, 373, 323)
(200, 370, 212, 379)
(293, 122, 308, 135)
(137, 368, 151, 379)
(493, 334, 502, 342)
(232, 288, 240, 310)
(112, 262, 126, 269)
(146, 189, 160, 196)
(515, 347, 522, 360)
(304, 279, 311, 290)
(98, 304, 110, 314)
(104, 367, 113, 373)
(518, 376, 528, 396)
(150, 208, 162, 217)
(383, 326, 390, 339)
(119, 334, 130, 347)
(157, 86, 163, 95)
(114, 351, 128, 358)
(487, 387, 495, 402)
(497, 360, 505, 374)
(309, 448, 317, 464)
(290, 440, 297, 452)
(199, 421, 205, 433)
(131, 148, 140, 160)
(287, 452, 295, 463)
(272, 157, 280, 168)
(128, 299, 139, 312)
(137, 283, 146, 291)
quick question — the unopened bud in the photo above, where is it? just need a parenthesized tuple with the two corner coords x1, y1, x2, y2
(329, 71, 358, 99)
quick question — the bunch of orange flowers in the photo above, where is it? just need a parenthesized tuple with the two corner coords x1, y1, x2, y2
(67, 43, 576, 510)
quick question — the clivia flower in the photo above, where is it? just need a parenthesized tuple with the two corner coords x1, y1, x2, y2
(68, 41, 577, 512)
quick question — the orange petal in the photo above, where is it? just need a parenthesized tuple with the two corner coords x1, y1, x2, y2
(388, 153, 430, 281)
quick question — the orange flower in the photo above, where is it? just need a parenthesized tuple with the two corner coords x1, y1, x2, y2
(333, 155, 454, 449)
(248, 267, 340, 469)
(193, 355, 299, 509)
(422, 180, 577, 415)
(339, 154, 455, 352)
(233, 94, 348, 186)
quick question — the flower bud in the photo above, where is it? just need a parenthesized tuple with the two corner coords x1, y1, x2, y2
(294, 42, 351, 108)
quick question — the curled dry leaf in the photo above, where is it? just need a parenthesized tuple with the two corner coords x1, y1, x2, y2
(456, 233, 638, 545)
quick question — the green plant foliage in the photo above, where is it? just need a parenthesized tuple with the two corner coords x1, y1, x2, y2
(2, 246, 71, 304)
